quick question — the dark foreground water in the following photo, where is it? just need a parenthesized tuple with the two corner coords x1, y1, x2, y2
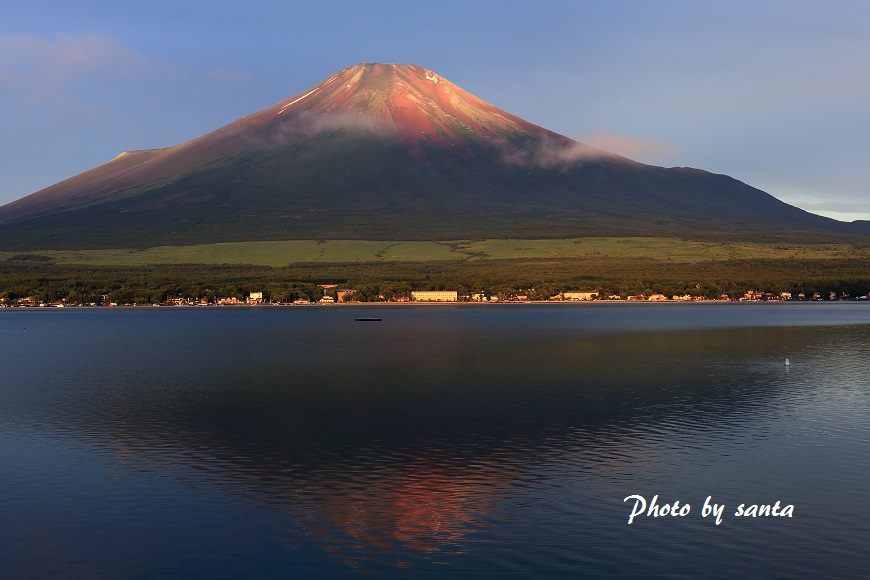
(2, 303, 870, 578)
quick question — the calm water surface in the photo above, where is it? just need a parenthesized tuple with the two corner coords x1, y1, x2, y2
(2, 303, 870, 578)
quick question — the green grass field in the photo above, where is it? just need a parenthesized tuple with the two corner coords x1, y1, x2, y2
(2, 237, 868, 267)
(457, 238, 867, 261)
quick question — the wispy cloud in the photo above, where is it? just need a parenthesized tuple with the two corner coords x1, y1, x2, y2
(759, 181, 870, 222)
(499, 134, 631, 169)
(580, 133, 679, 162)
(0, 32, 251, 110)
(499, 132, 679, 171)
(531, 139, 615, 169)
(281, 110, 382, 139)
(0, 33, 167, 107)
(792, 200, 870, 214)
(774, 197, 870, 221)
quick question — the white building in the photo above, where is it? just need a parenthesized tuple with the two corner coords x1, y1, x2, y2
(562, 291, 597, 301)
(411, 290, 458, 302)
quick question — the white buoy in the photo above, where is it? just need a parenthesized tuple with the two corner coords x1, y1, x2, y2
(784, 358, 790, 366)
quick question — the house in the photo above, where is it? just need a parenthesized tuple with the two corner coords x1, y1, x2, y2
(741, 290, 762, 301)
(470, 293, 497, 302)
(319, 296, 335, 303)
(563, 291, 597, 301)
(247, 292, 264, 305)
(647, 294, 668, 302)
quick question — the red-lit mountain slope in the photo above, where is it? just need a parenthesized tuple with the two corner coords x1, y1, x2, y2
(1, 63, 867, 248)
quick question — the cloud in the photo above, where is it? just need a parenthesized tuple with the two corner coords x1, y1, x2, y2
(223, 110, 383, 150)
(758, 181, 870, 221)
(531, 139, 615, 169)
(579, 133, 679, 162)
(284, 111, 382, 138)
(792, 200, 870, 214)
(498, 132, 680, 171)
(0, 33, 167, 106)
(775, 198, 870, 222)
(500, 136, 619, 170)
(0, 32, 252, 110)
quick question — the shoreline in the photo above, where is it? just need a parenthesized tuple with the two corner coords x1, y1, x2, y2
(3, 299, 867, 310)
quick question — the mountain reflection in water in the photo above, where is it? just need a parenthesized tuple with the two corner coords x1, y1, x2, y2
(2, 304, 870, 577)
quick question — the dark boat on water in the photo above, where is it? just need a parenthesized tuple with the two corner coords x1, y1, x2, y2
(355, 317, 382, 322)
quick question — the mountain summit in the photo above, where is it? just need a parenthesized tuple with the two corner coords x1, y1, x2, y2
(1, 63, 866, 248)
(257, 62, 593, 161)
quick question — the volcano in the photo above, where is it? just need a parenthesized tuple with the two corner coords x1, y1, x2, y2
(1, 62, 867, 248)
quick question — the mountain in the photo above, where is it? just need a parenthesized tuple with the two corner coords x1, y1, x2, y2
(1, 62, 867, 249)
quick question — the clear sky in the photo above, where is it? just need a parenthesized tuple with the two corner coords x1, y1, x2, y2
(2, 0, 869, 221)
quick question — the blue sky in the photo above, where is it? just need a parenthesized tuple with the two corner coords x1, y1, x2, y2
(2, 0, 869, 221)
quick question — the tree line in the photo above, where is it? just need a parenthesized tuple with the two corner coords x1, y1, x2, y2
(1, 256, 869, 305)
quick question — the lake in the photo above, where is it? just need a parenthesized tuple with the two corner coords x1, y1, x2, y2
(2, 303, 869, 578)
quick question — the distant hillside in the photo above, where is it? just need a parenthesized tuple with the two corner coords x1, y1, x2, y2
(1, 62, 868, 249)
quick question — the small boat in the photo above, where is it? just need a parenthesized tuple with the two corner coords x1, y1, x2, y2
(355, 317, 382, 322)
(784, 358, 790, 366)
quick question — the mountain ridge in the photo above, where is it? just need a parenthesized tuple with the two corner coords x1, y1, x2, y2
(1, 62, 868, 249)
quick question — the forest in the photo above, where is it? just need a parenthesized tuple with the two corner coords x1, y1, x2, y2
(2, 256, 869, 305)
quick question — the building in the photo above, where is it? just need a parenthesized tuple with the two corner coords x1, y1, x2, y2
(563, 291, 597, 301)
(741, 290, 762, 301)
(247, 291, 264, 305)
(411, 290, 458, 302)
